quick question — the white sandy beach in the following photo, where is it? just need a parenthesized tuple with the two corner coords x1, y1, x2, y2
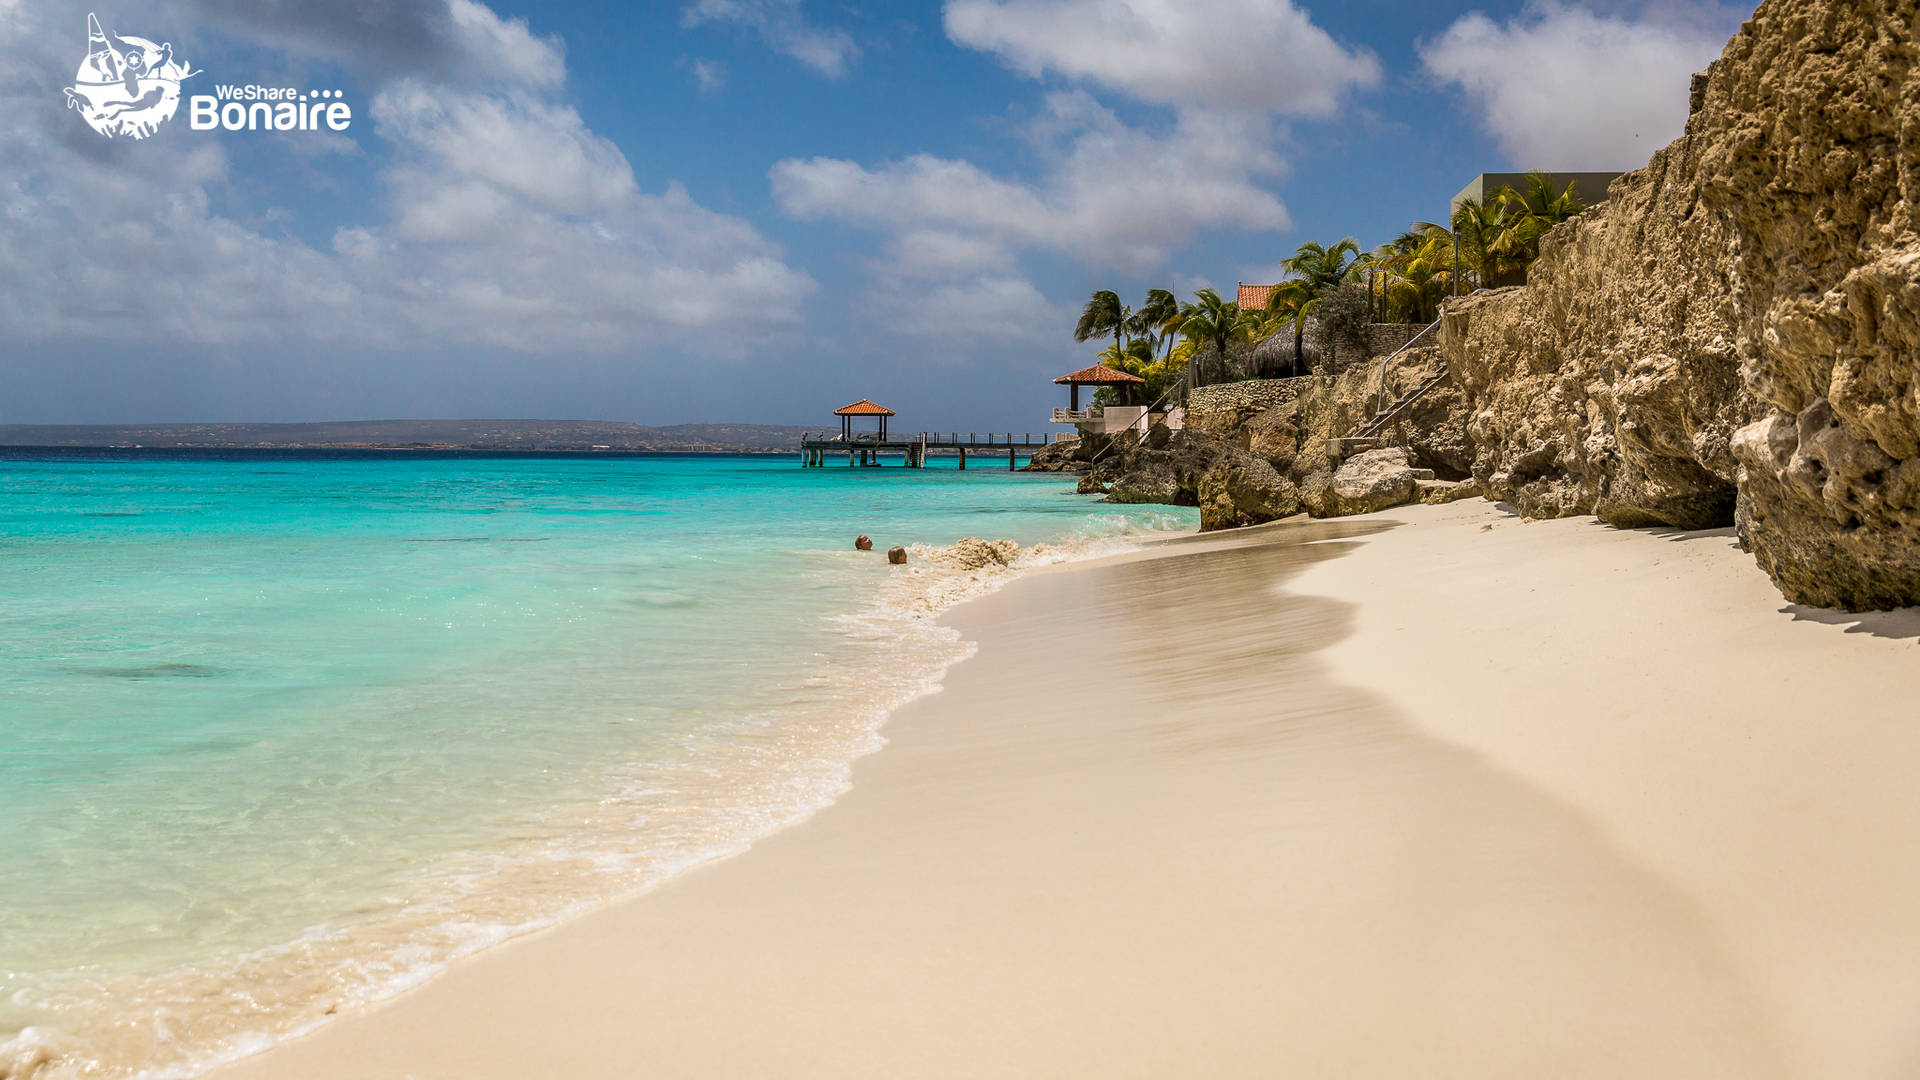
(211, 500, 1920, 1080)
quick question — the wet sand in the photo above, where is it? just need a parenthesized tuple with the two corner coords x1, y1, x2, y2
(213, 501, 1920, 1079)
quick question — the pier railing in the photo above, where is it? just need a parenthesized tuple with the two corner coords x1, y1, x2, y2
(797, 430, 1061, 469)
(799, 432, 1059, 447)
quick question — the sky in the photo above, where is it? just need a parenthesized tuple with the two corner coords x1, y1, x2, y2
(0, 0, 1750, 430)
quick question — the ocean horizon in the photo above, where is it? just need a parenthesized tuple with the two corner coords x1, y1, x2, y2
(0, 450, 1194, 1078)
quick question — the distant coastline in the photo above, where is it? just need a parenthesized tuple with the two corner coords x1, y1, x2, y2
(0, 419, 810, 454)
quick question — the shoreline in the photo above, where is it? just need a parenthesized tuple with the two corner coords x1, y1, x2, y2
(165, 501, 1920, 1076)
(1, 506, 1185, 1080)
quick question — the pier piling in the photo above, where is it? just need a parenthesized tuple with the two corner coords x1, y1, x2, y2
(800, 431, 1053, 471)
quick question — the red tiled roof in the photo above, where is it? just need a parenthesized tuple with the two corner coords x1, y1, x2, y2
(1237, 282, 1277, 310)
(1053, 364, 1145, 385)
(833, 399, 896, 416)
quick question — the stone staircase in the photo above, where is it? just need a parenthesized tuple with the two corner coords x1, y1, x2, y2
(1354, 363, 1450, 440)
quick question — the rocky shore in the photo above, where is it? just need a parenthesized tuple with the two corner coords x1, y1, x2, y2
(1027, 345, 1475, 533)
(1035, 0, 1920, 612)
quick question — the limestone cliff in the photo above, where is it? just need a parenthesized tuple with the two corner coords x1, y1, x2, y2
(1040, 0, 1920, 609)
(1440, 0, 1920, 609)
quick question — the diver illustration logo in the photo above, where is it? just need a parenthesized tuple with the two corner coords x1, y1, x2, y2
(63, 12, 198, 139)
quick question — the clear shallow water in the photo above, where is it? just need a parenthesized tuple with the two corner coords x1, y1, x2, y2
(0, 451, 1194, 1078)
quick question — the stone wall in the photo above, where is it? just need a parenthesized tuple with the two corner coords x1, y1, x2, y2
(1437, 0, 1920, 610)
(1365, 322, 1433, 359)
(1184, 379, 1311, 438)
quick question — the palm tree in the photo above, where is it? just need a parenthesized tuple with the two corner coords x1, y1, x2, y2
(1449, 197, 1531, 290)
(1259, 279, 1323, 377)
(1129, 288, 1181, 361)
(1252, 238, 1361, 374)
(1074, 289, 1130, 353)
(1492, 171, 1588, 264)
(1179, 288, 1259, 383)
(1092, 338, 1159, 405)
(1378, 232, 1454, 322)
(1280, 238, 1362, 294)
(1096, 337, 1157, 373)
(1509, 170, 1586, 225)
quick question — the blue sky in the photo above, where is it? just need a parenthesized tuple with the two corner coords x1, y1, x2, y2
(1, 0, 1747, 430)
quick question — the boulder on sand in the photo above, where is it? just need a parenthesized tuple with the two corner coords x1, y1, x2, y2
(1312, 447, 1419, 517)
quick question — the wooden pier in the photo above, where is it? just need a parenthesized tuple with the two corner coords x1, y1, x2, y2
(798, 431, 1060, 470)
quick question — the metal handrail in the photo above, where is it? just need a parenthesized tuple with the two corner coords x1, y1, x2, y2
(1085, 383, 1182, 468)
(1375, 316, 1442, 414)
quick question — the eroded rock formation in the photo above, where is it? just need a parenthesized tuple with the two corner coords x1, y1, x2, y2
(1033, 0, 1920, 609)
(1438, 0, 1920, 609)
(1198, 448, 1299, 530)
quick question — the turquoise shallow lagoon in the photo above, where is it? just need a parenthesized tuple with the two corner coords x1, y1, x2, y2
(0, 451, 1193, 1078)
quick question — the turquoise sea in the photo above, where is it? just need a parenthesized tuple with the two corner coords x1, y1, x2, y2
(0, 451, 1194, 1079)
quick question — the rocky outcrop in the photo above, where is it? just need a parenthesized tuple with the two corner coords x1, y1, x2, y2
(1433, 0, 1920, 609)
(1083, 429, 1218, 507)
(1418, 478, 1484, 506)
(1294, 345, 1470, 483)
(1023, 1, 1920, 609)
(1104, 461, 1181, 504)
(1197, 448, 1299, 530)
(1022, 436, 1087, 472)
(1057, 357, 1476, 533)
(1236, 400, 1303, 473)
(1440, 224, 1745, 531)
(1309, 448, 1419, 518)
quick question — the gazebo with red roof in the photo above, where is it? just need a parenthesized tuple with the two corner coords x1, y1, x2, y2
(833, 398, 896, 441)
(1052, 364, 1145, 413)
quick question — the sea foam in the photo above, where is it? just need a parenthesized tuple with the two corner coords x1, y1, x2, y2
(0, 454, 1193, 1079)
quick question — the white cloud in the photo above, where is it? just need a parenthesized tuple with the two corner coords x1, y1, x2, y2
(692, 58, 725, 93)
(943, 0, 1380, 116)
(872, 275, 1062, 344)
(771, 93, 1291, 344)
(772, 92, 1288, 275)
(765, 0, 1379, 345)
(0, 0, 813, 356)
(348, 84, 813, 350)
(446, 0, 565, 89)
(884, 231, 1014, 280)
(1421, 1, 1736, 171)
(374, 85, 637, 218)
(680, 0, 857, 79)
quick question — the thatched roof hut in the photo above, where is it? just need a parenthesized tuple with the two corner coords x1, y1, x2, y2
(1249, 316, 1321, 377)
